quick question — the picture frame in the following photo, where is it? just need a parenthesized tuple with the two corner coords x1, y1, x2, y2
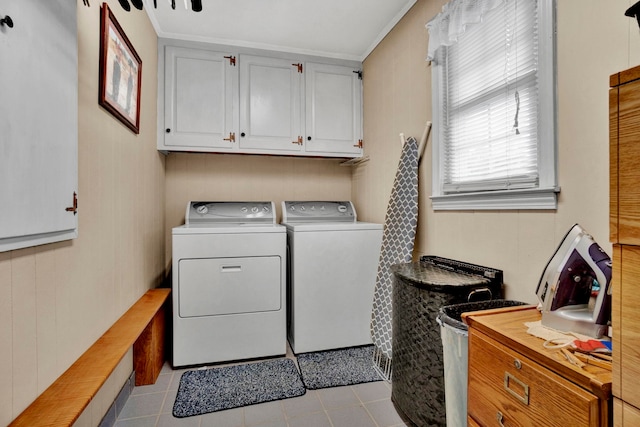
(99, 2, 142, 134)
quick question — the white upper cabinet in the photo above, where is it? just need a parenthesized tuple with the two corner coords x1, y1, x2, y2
(158, 41, 363, 158)
(239, 55, 304, 152)
(0, 0, 78, 252)
(161, 46, 238, 151)
(305, 62, 362, 155)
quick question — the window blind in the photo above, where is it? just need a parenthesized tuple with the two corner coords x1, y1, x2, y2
(438, 0, 540, 194)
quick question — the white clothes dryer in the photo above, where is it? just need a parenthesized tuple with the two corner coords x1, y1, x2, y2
(281, 201, 383, 354)
(172, 201, 286, 367)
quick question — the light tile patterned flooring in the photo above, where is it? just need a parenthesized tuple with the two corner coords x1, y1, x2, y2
(115, 360, 411, 427)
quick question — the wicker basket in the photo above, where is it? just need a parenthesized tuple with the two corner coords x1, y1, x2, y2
(390, 261, 502, 427)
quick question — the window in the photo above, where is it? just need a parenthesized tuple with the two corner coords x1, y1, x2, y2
(427, 0, 557, 210)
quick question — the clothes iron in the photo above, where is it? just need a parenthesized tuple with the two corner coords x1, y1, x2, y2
(535, 224, 612, 338)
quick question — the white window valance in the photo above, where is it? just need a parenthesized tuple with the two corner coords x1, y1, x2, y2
(426, 0, 505, 62)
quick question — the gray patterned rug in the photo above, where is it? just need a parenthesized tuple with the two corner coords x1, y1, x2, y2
(297, 345, 382, 390)
(172, 358, 305, 418)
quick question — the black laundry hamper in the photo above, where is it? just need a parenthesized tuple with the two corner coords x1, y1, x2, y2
(389, 256, 503, 427)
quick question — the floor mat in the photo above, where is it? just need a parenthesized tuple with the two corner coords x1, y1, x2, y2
(172, 358, 305, 418)
(296, 345, 383, 390)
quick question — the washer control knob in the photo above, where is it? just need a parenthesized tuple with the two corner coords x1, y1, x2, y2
(240, 207, 248, 213)
(251, 206, 259, 213)
(338, 205, 347, 213)
(196, 205, 208, 214)
(263, 206, 270, 212)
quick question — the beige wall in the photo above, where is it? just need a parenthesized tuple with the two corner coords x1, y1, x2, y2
(4, 0, 638, 423)
(0, 1, 164, 425)
(164, 153, 353, 262)
(355, 0, 640, 304)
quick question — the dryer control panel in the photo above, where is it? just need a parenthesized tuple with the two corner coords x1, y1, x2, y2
(186, 201, 276, 224)
(281, 201, 356, 223)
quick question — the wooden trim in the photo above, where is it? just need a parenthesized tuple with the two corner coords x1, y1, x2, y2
(9, 288, 171, 427)
(611, 72, 620, 88)
(612, 244, 622, 399)
(610, 65, 640, 88)
(610, 86, 619, 243)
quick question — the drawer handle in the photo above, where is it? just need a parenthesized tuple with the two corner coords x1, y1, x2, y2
(504, 372, 530, 405)
(496, 411, 505, 427)
(221, 265, 242, 273)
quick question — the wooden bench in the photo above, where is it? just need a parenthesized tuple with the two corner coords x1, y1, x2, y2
(9, 288, 171, 427)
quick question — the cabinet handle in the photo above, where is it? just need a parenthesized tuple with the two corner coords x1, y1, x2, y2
(65, 192, 78, 215)
(504, 372, 529, 405)
(292, 136, 303, 145)
(354, 139, 363, 148)
(496, 411, 505, 427)
(307, 136, 311, 141)
(166, 128, 171, 133)
(223, 132, 236, 143)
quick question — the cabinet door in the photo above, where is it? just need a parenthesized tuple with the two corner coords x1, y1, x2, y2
(0, 0, 78, 252)
(616, 245, 640, 408)
(613, 79, 640, 244)
(305, 62, 362, 156)
(615, 397, 640, 426)
(163, 46, 238, 150)
(239, 55, 303, 152)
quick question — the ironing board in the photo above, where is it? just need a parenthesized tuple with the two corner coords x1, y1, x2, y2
(370, 136, 419, 380)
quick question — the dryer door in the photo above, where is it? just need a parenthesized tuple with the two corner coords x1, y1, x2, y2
(178, 256, 281, 318)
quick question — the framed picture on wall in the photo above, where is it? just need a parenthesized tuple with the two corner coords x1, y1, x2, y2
(99, 2, 142, 134)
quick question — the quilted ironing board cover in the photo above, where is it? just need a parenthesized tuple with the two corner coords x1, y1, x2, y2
(370, 136, 419, 379)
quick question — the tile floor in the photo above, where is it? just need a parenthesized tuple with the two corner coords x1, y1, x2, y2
(115, 358, 411, 427)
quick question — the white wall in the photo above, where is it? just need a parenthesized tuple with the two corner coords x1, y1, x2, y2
(355, 0, 640, 304)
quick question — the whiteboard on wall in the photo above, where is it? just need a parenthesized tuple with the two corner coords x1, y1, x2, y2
(0, 0, 78, 252)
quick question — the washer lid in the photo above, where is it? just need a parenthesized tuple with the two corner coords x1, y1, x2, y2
(185, 201, 276, 225)
(173, 223, 285, 234)
(281, 201, 356, 223)
(282, 221, 382, 232)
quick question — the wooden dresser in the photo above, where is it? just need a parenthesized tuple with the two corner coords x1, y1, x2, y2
(610, 65, 640, 425)
(463, 306, 612, 427)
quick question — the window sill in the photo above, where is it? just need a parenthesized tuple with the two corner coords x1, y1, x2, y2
(430, 187, 560, 211)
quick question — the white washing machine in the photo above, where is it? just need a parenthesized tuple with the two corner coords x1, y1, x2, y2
(172, 201, 286, 367)
(282, 201, 383, 354)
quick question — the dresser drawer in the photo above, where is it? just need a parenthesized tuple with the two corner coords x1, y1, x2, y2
(468, 329, 600, 427)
